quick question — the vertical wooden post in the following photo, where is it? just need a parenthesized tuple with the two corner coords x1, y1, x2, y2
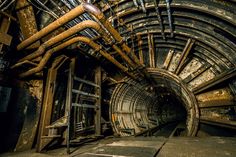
(95, 66, 102, 136)
(137, 35, 144, 65)
(66, 58, 75, 154)
(0, 17, 11, 53)
(36, 56, 67, 152)
(36, 62, 57, 152)
(148, 33, 155, 68)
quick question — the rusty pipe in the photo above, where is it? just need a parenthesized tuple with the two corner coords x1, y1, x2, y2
(17, 3, 140, 66)
(19, 36, 134, 78)
(17, 20, 107, 63)
(112, 45, 136, 68)
(82, 3, 143, 69)
(82, 2, 143, 67)
(17, 3, 104, 50)
(16, 21, 136, 74)
(17, 20, 136, 71)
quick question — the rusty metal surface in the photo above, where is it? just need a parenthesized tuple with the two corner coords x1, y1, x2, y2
(15, 0, 40, 49)
(14, 80, 43, 152)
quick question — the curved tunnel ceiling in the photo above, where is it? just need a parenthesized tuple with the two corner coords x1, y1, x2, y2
(100, 0, 236, 136)
(12, 0, 236, 137)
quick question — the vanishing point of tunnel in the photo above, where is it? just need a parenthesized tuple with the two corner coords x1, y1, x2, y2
(0, 0, 236, 157)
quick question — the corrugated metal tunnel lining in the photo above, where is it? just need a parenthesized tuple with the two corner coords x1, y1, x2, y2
(101, 0, 236, 137)
(110, 68, 199, 136)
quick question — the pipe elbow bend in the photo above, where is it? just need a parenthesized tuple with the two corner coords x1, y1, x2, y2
(82, 2, 104, 20)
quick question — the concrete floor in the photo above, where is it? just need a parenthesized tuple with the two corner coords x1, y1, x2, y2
(1, 136, 236, 157)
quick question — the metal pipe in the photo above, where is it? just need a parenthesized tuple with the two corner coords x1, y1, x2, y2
(16, 21, 135, 71)
(112, 45, 136, 68)
(17, 20, 109, 63)
(17, 3, 102, 50)
(154, 0, 165, 40)
(133, 0, 138, 8)
(18, 3, 139, 64)
(17, 3, 138, 65)
(139, 0, 146, 13)
(165, 0, 174, 37)
(19, 36, 133, 78)
(16, 2, 140, 78)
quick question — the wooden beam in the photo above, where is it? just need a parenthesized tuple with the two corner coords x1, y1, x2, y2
(162, 49, 174, 70)
(175, 38, 195, 74)
(0, 17, 11, 53)
(95, 66, 102, 136)
(183, 64, 211, 83)
(193, 68, 236, 94)
(148, 33, 155, 68)
(36, 56, 67, 152)
(0, 32, 12, 46)
(196, 88, 235, 108)
(200, 117, 236, 130)
(66, 58, 75, 154)
(137, 35, 144, 65)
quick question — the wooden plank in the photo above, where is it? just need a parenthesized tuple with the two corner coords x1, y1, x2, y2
(197, 88, 235, 108)
(175, 38, 195, 74)
(36, 56, 66, 152)
(0, 17, 11, 53)
(183, 64, 211, 83)
(162, 49, 174, 70)
(137, 35, 144, 65)
(95, 66, 102, 136)
(0, 32, 12, 46)
(66, 58, 75, 154)
(200, 117, 236, 130)
(193, 68, 236, 94)
(148, 34, 155, 68)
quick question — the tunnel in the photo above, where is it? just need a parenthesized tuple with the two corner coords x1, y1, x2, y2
(0, 0, 235, 156)
(110, 69, 197, 136)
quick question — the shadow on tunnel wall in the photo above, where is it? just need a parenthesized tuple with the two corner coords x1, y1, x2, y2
(0, 86, 38, 153)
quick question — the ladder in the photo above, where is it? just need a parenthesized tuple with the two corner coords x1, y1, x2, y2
(36, 57, 101, 153)
(65, 58, 102, 154)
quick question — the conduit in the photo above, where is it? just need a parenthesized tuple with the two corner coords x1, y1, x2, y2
(17, 2, 141, 70)
(18, 36, 134, 78)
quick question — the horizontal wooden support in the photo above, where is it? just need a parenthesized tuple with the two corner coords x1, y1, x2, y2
(193, 68, 236, 94)
(196, 88, 235, 108)
(183, 64, 211, 83)
(72, 103, 96, 108)
(200, 117, 236, 130)
(72, 89, 99, 98)
(74, 76, 99, 87)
